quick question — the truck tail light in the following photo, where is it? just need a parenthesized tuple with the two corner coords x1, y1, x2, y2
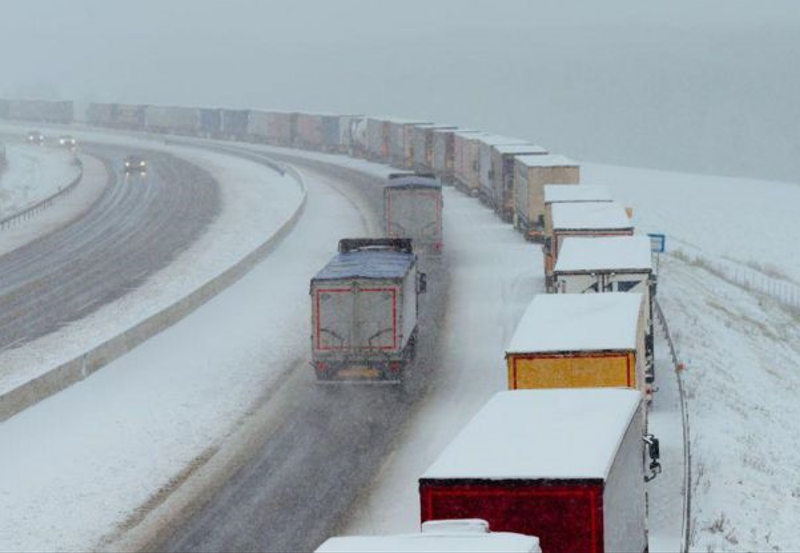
(389, 362, 402, 372)
(317, 362, 328, 373)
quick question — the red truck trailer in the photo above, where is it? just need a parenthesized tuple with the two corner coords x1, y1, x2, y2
(420, 389, 661, 553)
(384, 173, 444, 255)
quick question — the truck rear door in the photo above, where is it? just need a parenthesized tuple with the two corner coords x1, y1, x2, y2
(386, 190, 441, 245)
(355, 287, 398, 351)
(315, 288, 353, 351)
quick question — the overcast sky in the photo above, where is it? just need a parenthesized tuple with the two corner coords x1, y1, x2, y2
(2, 0, 799, 180)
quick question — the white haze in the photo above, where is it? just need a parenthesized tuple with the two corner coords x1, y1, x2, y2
(2, 0, 799, 181)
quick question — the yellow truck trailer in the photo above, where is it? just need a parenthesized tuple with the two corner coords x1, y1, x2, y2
(505, 293, 646, 392)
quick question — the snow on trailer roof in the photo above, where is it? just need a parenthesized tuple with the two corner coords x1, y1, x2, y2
(506, 293, 643, 354)
(544, 184, 612, 204)
(551, 201, 632, 231)
(476, 134, 530, 147)
(555, 236, 653, 273)
(386, 174, 442, 190)
(493, 143, 548, 155)
(415, 123, 458, 130)
(516, 154, 577, 168)
(313, 250, 415, 281)
(421, 389, 641, 480)
(317, 521, 541, 553)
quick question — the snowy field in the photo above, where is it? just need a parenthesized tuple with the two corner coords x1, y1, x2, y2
(586, 164, 800, 552)
(0, 143, 80, 219)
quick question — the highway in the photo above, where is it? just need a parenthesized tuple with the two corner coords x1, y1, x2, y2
(0, 143, 220, 351)
(155, 147, 449, 553)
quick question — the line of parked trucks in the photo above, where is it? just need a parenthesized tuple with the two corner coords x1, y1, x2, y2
(1, 98, 666, 553)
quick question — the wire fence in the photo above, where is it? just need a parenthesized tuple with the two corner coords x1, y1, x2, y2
(0, 156, 83, 231)
(654, 299, 692, 553)
(726, 265, 800, 312)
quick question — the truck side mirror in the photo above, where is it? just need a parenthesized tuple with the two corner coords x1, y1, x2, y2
(418, 273, 428, 294)
(643, 434, 662, 482)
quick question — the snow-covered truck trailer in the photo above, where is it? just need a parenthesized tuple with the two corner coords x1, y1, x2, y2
(454, 132, 488, 195)
(384, 174, 444, 255)
(505, 293, 646, 393)
(543, 184, 613, 237)
(310, 238, 426, 382)
(220, 108, 249, 140)
(513, 154, 579, 241)
(366, 117, 392, 162)
(553, 236, 656, 383)
(410, 124, 456, 172)
(317, 520, 541, 553)
(388, 118, 431, 169)
(420, 389, 659, 553)
(489, 143, 548, 220)
(546, 201, 634, 283)
(436, 129, 479, 184)
(198, 108, 222, 137)
(476, 135, 529, 207)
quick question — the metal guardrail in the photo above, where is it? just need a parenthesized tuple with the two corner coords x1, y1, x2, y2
(654, 298, 692, 553)
(0, 156, 84, 230)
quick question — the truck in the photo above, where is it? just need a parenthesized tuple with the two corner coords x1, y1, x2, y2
(337, 114, 364, 154)
(365, 117, 391, 162)
(388, 118, 431, 169)
(546, 200, 634, 281)
(433, 129, 479, 184)
(410, 123, 456, 172)
(310, 238, 426, 382)
(513, 154, 579, 241)
(198, 108, 223, 137)
(505, 293, 646, 392)
(490, 144, 548, 221)
(453, 131, 487, 195)
(543, 184, 612, 238)
(420, 389, 660, 553)
(553, 236, 656, 383)
(220, 108, 249, 140)
(384, 173, 444, 255)
(475, 135, 529, 206)
(317, 520, 541, 552)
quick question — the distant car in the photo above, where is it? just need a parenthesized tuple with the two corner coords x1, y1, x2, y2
(58, 135, 77, 149)
(123, 155, 147, 175)
(26, 131, 45, 145)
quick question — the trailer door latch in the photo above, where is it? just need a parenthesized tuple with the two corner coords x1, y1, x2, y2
(643, 433, 662, 482)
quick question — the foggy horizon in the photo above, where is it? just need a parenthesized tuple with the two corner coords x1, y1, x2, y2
(4, 0, 800, 179)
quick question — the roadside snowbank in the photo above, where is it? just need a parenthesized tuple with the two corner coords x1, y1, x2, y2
(0, 143, 80, 219)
